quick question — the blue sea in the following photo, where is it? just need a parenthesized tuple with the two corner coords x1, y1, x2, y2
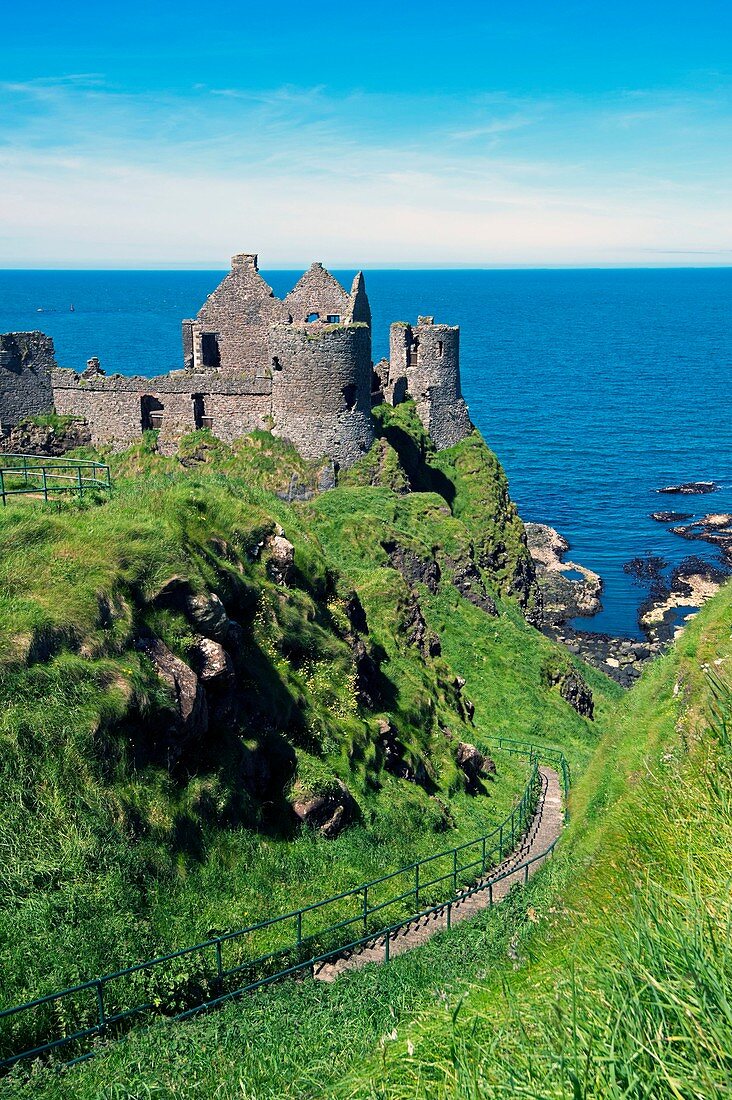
(1, 268, 731, 638)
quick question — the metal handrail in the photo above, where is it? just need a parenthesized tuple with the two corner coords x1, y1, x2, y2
(0, 455, 111, 504)
(0, 736, 568, 1071)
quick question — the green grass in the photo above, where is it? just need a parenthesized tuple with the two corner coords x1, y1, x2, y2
(4, 571, 728, 1099)
(0, 419, 607, 1071)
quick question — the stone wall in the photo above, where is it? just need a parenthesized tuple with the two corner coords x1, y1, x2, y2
(0, 332, 55, 429)
(269, 323, 374, 468)
(390, 318, 472, 449)
(190, 254, 284, 374)
(53, 367, 273, 449)
(283, 263, 351, 324)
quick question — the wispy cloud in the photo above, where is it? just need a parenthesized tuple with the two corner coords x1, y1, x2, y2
(0, 78, 730, 265)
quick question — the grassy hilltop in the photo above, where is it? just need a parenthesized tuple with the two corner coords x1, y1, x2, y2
(3, 405, 729, 1099)
(0, 404, 609, 1072)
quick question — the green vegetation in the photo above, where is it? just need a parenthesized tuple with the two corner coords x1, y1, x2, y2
(0, 412, 604, 1073)
(6, 549, 728, 1100)
(7, 405, 723, 1099)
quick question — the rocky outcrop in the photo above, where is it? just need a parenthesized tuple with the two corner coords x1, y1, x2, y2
(444, 554, 498, 615)
(670, 514, 732, 566)
(190, 636, 233, 682)
(402, 591, 441, 658)
(639, 556, 728, 644)
(0, 419, 91, 456)
(292, 780, 359, 838)
(455, 741, 496, 794)
(525, 523, 602, 625)
(383, 541, 440, 594)
(542, 661, 594, 719)
(264, 534, 295, 586)
(137, 636, 208, 752)
(656, 481, 719, 495)
(184, 592, 230, 642)
(376, 719, 428, 784)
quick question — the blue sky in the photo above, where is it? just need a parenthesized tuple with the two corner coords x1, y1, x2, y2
(1, 0, 731, 266)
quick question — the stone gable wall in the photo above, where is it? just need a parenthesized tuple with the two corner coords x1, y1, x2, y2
(193, 254, 285, 373)
(0, 332, 55, 429)
(282, 263, 351, 324)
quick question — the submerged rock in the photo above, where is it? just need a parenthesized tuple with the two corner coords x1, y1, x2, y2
(650, 511, 694, 523)
(656, 481, 718, 495)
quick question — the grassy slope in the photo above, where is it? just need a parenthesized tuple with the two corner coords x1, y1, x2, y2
(0, 421, 606, 1067)
(9, 568, 728, 1100)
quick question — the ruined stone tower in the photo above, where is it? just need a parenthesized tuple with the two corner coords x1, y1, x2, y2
(389, 317, 472, 449)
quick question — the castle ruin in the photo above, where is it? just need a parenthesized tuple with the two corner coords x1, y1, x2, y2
(2, 254, 473, 468)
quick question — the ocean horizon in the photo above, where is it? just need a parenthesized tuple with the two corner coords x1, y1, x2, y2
(2, 266, 731, 639)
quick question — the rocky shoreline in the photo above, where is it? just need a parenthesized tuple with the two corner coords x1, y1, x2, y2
(525, 515, 730, 687)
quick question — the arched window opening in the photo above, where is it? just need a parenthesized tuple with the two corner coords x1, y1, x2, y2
(342, 383, 357, 411)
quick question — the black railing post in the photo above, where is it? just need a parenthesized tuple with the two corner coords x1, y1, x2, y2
(95, 981, 106, 1034)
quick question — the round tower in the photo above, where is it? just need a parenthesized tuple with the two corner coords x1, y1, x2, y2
(390, 317, 472, 449)
(268, 322, 374, 469)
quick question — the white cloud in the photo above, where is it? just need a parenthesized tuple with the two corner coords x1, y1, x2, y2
(0, 80, 730, 266)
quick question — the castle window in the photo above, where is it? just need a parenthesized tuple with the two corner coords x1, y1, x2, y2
(408, 337, 419, 369)
(141, 395, 164, 432)
(306, 312, 320, 323)
(192, 393, 213, 430)
(342, 383, 357, 411)
(438, 340, 443, 358)
(272, 356, 282, 372)
(326, 314, 340, 324)
(201, 332, 221, 369)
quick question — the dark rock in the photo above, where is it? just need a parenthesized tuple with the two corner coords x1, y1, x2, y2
(455, 741, 496, 794)
(402, 590, 441, 659)
(543, 661, 594, 719)
(656, 481, 718, 495)
(384, 540, 440, 594)
(352, 636, 381, 708)
(650, 511, 693, 523)
(185, 592, 230, 642)
(559, 670, 594, 718)
(444, 554, 498, 615)
(137, 636, 208, 748)
(292, 780, 358, 838)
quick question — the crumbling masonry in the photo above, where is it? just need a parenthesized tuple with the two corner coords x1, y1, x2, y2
(2, 254, 473, 468)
